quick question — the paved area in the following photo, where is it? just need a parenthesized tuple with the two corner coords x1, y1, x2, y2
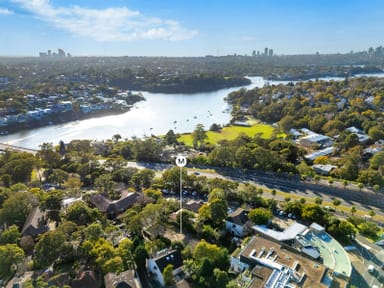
(305, 231, 352, 278)
(348, 236, 384, 288)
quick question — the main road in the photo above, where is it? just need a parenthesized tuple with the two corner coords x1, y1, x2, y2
(127, 161, 384, 215)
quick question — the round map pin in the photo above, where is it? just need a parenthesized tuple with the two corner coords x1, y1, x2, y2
(176, 155, 187, 167)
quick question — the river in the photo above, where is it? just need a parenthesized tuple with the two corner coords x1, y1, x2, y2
(0, 74, 383, 149)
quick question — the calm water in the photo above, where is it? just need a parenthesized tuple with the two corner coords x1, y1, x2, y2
(1, 74, 382, 149)
(0, 77, 270, 148)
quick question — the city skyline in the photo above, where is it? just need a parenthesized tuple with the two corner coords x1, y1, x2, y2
(0, 0, 384, 57)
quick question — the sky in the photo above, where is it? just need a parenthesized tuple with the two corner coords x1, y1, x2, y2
(0, 0, 383, 57)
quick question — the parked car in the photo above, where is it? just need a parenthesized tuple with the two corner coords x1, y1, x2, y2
(368, 265, 375, 273)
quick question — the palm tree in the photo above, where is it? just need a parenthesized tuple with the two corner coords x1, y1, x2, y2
(351, 206, 357, 216)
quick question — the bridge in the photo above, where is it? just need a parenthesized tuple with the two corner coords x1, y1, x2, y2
(0, 143, 38, 155)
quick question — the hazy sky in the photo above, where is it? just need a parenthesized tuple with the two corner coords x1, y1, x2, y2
(1, 0, 383, 56)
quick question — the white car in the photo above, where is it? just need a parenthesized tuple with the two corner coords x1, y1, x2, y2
(368, 264, 375, 273)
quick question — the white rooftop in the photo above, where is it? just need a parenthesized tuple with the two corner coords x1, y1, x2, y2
(304, 147, 335, 161)
(252, 222, 308, 242)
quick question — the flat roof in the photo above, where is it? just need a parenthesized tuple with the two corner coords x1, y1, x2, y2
(241, 236, 328, 288)
(252, 222, 307, 242)
(305, 231, 352, 278)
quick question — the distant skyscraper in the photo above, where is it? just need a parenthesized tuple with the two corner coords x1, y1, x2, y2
(264, 47, 268, 56)
(39, 48, 71, 57)
(268, 49, 273, 56)
(58, 49, 65, 57)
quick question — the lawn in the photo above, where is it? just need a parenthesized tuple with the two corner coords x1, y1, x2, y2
(178, 123, 276, 146)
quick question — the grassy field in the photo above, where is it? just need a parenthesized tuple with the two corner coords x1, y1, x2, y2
(178, 123, 276, 146)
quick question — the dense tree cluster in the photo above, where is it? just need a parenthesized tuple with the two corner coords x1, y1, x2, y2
(226, 77, 384, 186)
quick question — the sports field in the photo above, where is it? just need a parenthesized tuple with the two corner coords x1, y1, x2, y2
(178, 123, 276, 146)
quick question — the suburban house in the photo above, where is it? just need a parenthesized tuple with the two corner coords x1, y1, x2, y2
(313, 164, 337, 176)
(21, 206, 49, 237)
(297, 129, 333, 148)
(346, 126, 370, 144)
(225, 208, 250, 237)
(90, 191, 150, 217)
(184, 200, 204, 214)
(147, 250, 183, 287)
(304, 147, 335, 162)
(71, 270, 102, 288)
(104, 270, 142, 288)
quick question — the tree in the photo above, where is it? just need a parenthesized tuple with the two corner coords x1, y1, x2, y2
(34, 230, 67, 268)
(209, 123, 221, 132)
(0, 225, 21, 245)
(95, 174, 115, 195)
(2, 154, 37, 183)
(83, 222, 104, 242)
(314, 197, 323, 205)
(350, 206, 357, 216)
(301, 204, 325, 223)
(134, 245, 148, 271)
(117, 238, 134, 269)
(192, 124, 208, 149)
(213, 268, 229, 288)
(132, 169, 155, 189)
(249, 208, 272, 225)
(332, 199, 341, 211)
(193, 240, 229, 271)
(271, 189, 276, 199)
(370, 151, 384, 175)
(0, 192, 35, 227)
(112, 134, 122, 143)
(38, 142, 61, 169)
(235, 146, 254, 169)
(165, 130, 178, 145)
(48, 169, 69, 187)
(64, 175, 82, 196)
(40, 189, 64, 223)
(358, 221, 379, 238)
(64, 201, 100, 226)
(209, 198, 228, 227)
(163, 264, 175, 287)
(368, 126, 384, 142)
(162, 167, 188, 192)
(278, 115, 295, 133)
(103, 256, 124, 274)
(0, 244, 24, 278)
(328, 220, 356, 243)
(133, 138, 163, 162)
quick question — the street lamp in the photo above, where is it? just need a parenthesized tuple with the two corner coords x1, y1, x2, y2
(176, 155, 187, 234)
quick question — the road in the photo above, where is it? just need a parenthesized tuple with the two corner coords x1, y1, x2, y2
(348, 235, 384, 288)
(127, 161, 384, 216)
(0, 142, 38, 155)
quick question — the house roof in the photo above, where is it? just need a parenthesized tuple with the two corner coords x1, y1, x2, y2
(153, 250, 183, 273)
(104, 270, 140, 288)
(184, 200, 203, 214)
(252, 222, 307, 242)
(21, 206, 49, 237)
(90, 191, 148, 215)
(313, 164, 337, 173)
(72, 270, 101, 288)
(227, 208, 249, 226)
